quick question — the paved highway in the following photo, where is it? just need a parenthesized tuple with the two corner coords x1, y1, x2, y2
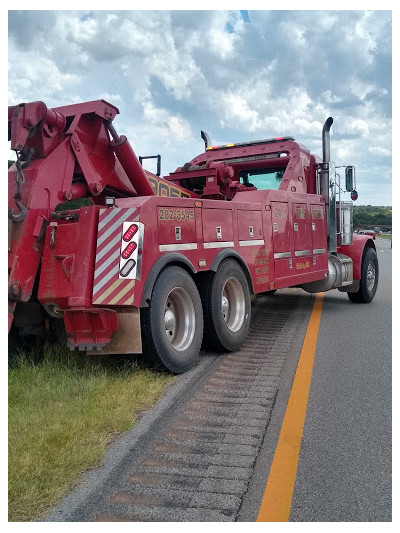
(44, 238, 391, 522)
(240, 237, 392, 521)
(291, 237, 392, 521)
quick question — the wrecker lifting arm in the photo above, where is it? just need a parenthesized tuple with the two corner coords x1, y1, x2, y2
(8, 99, 379, 374)
(8, 100, 193, 332)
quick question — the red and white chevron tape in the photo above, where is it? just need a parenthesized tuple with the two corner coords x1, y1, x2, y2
(92, 208, 141, 306)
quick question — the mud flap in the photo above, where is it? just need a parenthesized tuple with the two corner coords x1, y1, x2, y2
(338, 279, 360, 293)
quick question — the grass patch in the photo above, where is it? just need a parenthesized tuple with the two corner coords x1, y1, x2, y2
(377, 234, 392, 240)
(8, 344, 174, 522)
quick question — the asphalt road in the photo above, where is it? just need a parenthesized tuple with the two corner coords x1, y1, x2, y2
(291, 238, 392, 521)
(240, 237, 392, 521)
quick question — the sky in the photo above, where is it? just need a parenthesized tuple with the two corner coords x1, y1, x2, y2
(7, 6, 393, 206)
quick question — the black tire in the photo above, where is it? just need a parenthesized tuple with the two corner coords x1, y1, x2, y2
(141, 266, 203, 374)
(348, 247, 379, 303)
(199, 259, 251, 352)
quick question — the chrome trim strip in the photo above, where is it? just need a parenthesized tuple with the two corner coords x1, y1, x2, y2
(203, 241, 235, 249)
(313, 248, 327, 255)
(239, 239, 265, 247)
(159, 243, 198, 252)
(294, 250, 311, 257)
(274, 251, 292, 259)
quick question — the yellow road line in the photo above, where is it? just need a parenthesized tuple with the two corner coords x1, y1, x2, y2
(256, 292, 325, 522)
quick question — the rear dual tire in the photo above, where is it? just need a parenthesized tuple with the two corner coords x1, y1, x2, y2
(141, 266, 203, 374)
(199, 259, 251, 352)
(141, 260, 251, 373)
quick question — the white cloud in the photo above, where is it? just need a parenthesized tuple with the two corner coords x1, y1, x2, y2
(368, 146, 392, 157)
(8, 47, 79, 102)
(142, 101, 192, 142)
(220, 92, 260, 131)
(7, 9, 392, 205)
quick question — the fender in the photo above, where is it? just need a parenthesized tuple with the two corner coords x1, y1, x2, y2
(140, 252, 197, 307)
(339, 235, 375, 279)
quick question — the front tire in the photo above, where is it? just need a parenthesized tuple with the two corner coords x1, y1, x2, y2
(199, 259, 251, 352)
(141, 266, 203, 374)
(348, 247, 379, 303)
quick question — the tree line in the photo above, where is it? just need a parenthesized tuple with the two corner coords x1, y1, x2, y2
(353, 205, 392, 231)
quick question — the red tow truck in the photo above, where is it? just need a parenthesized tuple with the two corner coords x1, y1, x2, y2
(8, 100, 378, 373)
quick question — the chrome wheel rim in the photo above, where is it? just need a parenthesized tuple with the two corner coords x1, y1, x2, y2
(222, 277, 245, 332)
(164, 287, 195, 351)
(366, 261, 376, 291)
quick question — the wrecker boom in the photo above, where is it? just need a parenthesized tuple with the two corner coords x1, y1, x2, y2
(8, 100, 194, 330)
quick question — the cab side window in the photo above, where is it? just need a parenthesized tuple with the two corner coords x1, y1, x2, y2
(239, 168, 285, 190)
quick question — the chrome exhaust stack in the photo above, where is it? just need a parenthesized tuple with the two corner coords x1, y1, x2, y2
(302, 118, 356, 296)
(319, 117, 337, 253)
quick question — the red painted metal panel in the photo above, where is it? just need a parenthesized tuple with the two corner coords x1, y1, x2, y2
(293, 203, 312, 254)
(38, 207, 99, 310)
(311, 204, 327, 252)
(271, 201, 292, 254)
(38, 223, 78, 310)
(237, 210, 263, 241)
(202, 208, 234, 243)
(157, 206, 197, 245)
(237, 209, 269, 290)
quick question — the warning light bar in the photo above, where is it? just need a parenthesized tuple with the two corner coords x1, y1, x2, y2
(120, 259, 136, 278)
(205, 136, 294, 151)
(122, 241, 137, 259)
(123, 224, 138, 242)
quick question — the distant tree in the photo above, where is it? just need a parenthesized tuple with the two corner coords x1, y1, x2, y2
(353, 205, 392, 230)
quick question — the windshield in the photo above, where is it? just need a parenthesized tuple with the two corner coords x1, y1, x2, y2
(239, 168, 285, 190)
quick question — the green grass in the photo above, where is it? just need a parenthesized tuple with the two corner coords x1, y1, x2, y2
(377, 234, 392, 240)
(8, 344, 174, 522)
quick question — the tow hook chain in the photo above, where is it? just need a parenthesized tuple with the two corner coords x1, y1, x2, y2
(8, 149, 33, 223)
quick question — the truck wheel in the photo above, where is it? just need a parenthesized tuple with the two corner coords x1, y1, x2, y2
(200, 259, 251, 352)
(141, 266, 203, 374)
(348, 247, 379, 303)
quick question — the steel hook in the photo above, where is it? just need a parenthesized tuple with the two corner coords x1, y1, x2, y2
(8, 201, 27, 223)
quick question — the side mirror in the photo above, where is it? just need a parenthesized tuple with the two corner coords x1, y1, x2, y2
(345, 166, 355, 192)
